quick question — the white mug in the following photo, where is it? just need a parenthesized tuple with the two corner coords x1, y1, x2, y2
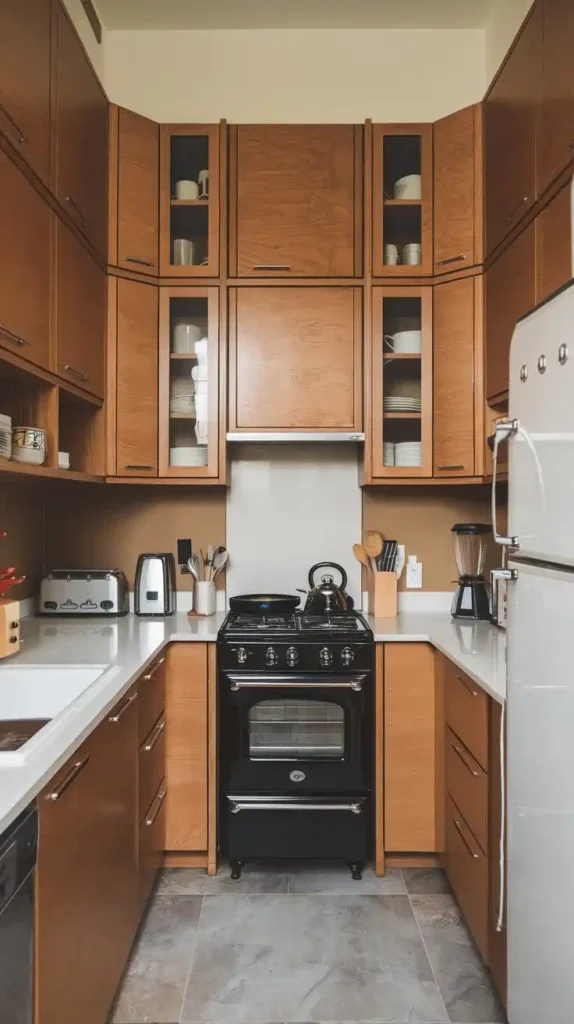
(402, 243, 422, 266)
(173, 322, 203, 353)
(198, 170, 209, 198)
(384, 243, 400, 265)
(195, 581, 216, 616)
(175, 179, 199, 200)
(172, 238, 195, 265)
(385, 329, 422, 354)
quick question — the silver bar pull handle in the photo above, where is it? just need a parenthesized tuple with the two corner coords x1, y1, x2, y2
(436, 464, 465, 471)
(230, 801, 362, 814)
(64, 194, 88, 228)
(145, 785, 167, 826)
(229, 677, 362, 691)
(109, 690, 138, 723)
(125, 464, 154, 471)
(143, 716, 165, 753)
(60, 363, 90, 383)
(491, 567, 517, 625)
(124, 256, 155, 267)
(0, 323, 32, 348)
(436, 254, 466, 266)
(452, 741, 481, 778)
(455, 673, 479, 698)
(453, 818, 480, 859)
(143, 656, 165, 681)
(505, 195, 529, 225)
(254, 264, 291, 271)
(491, 418, 519, 547)
(46, 755, 90, 800)
(0, 102, 27, 144)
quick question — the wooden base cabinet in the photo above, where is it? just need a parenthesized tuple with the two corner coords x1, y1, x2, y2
(165, 643, 208, 854)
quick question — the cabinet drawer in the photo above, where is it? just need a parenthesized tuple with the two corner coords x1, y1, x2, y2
(445, 794, 488, 961)
(138, 654, 166, 743)
(139, 713, 166, 819)
(445, 661, 488, 770)
(139, 777, 166, 909)
(445, 726, 488, 853)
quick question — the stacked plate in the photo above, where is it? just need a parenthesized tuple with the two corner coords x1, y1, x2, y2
(383, 396, 422, 413)
(383, 441, 395, 466)
(170, 446, 208, 467)
(395, 441, 422, 467)
(170, 375, 195, 416)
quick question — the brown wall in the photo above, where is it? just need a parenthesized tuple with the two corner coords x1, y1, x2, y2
(46, 485, 227, 591)
(0, 481, 46, 600)
(363, 485, 500, 591)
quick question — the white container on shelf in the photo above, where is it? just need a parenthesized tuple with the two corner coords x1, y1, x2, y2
(12, 427, 46, 465)
(173, 321, 203, 353)
(58, 451, 70, 470)
(170, 447, 208, 467)
(0, 414, 11, 459)
(393, 174, 422, 200)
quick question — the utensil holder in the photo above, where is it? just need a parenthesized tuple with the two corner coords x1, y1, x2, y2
(369, 571, 398, 618)
(195, 581, 216, 616)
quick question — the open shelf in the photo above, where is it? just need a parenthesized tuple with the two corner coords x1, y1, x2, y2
(170, 353, 198, 361)
(383, 353, 422, 361)
(383, 412, 422, 419)
(0, 457, 103, 483)
(383, 199, 421, 207)
(170, 199, 209, 207)
(169, 412, 197, 420)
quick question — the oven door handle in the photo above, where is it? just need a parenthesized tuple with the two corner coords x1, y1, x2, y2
(229, 800, 363, 814)
(227, 675, 365, 691)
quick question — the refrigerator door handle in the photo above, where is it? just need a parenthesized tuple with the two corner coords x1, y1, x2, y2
(491, 419, 519, 547)
(496, 699, 507, 933)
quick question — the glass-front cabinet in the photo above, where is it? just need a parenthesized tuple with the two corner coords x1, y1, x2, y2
(372, 125, 433, 277)
(370, 286, 433, 478)
(158, 287, 220, 478)
(159, 124, 220, 276)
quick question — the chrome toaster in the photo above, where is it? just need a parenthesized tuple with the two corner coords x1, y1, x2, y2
(40, 570, 129, 616)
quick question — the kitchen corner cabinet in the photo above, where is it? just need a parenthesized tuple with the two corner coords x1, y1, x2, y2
(54, 3, 108, 259)
(485, 222, 535, 401)
(230, 125, 362, 277)
(0, 0, 51, 185)
(372, 124, 433, 277)
(159, 124, 220, 277)
(0, 149, 51, 371)
(434, 105, 482, 273)
(55, 219, 106, 398)
(115, 277, 159, 476)
(165, 643, 208, 854)
(484, 2, 543, 257)
(369, 286, 432, 478)
(158, 287, 221, 477)
(433, 275, 480, 478)
(228, 286, 362, 432)
(536, 179, 573, 305)
(537, 0, 574, 198)
(113, 105, 159, 272)
(35, 687, 139, 1024)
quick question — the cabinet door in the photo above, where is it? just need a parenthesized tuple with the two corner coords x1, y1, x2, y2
(0, 150, 51, 370)
(434, 105, 480, 273)
(485, 222, 535, 400)
(484, 3, 543, 256)
(372, 124, 433, 277)
(116, 106, 159, 272)
(56, 219, 106, 397)
(159, 124, 220, 277)
(165, 644, 208, 852)
(433, 276, 476, 477)
(384, 644, 441, 852)
(232, 125, 361, 277)
(537, 0, 574, 197)
(116, 278, 158, 476)
(229, 287, 362, 432)
(55, 4, 108, 258)
(0, 0, 51, 184)
(536, 180, 573, 305)
(445, 794, 489, 961)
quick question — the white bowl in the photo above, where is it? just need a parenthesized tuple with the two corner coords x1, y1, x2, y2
(12, 447, 45, 466)
(393, 174, 422, 200)
(170, 447, 208, 467)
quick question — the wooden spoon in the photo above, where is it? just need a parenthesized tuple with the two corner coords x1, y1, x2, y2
(353, 543, 372, 572)
(364, 531, 384, 571)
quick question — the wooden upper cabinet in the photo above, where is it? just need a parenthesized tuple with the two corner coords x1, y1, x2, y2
(433, 276, 477, 478)
(536, 180, 573, 305)
(159, 124, 220, 277)
(229, 287, 362, 432)
(55, 3, 108, 259)
(485, 222, 535, 401)
(372, 124, 433, 277)
(114, 106, 159, 272)
(434, 105, 482, 273)
(484, 3, 543, 257)
(56, 220, 106, 398)
(0, 150, 51, 370)
(537, 0, 574, 197)
(230, 125, 362, 277)
(0, 0, 51, 184)
(115, 278, 159, 476)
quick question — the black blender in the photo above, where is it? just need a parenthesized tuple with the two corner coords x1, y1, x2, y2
(451, 523, 491, 619)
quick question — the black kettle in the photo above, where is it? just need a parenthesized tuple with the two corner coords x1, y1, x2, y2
(303, 562, 353, 615)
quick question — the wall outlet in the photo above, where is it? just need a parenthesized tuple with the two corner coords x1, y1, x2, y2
(406, 554, 422, 589)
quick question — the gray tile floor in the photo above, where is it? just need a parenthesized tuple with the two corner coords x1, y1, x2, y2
(110, 865, 506, 1024)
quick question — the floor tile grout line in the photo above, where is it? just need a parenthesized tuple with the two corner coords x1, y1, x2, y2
(405, 875, 451, 1024)
(178, 893, 205, 1024)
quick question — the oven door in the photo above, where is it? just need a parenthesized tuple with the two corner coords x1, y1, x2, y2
(220, 672, 371, 793)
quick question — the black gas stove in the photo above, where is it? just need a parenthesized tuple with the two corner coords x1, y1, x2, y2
(218, 610, 373, 671)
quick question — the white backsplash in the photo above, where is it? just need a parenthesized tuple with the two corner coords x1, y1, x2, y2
(226, 444, 362, 607)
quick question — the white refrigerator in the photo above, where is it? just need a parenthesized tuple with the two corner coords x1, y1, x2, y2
(492, 279, 574, 1024)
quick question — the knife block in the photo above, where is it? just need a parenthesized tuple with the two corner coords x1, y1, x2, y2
(0, 599, 20, 657)
(369, 572, 398, 618)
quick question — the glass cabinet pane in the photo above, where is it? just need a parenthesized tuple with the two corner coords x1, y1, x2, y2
(382, 295, 423, 468)
(373, 126, 431, 277)
(169, 134, 210, 268)
(167, 295, 210, 470)
(249, 700, 345, 760)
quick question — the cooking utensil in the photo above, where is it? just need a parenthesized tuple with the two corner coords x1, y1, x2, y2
(228, 594, 300, 615)
(353, 543, 371, 571)
(304, 562, 351, 615)
(187, 557, 199, 583)
(364, 531, 384, 572)
(211, 549, 228, 581)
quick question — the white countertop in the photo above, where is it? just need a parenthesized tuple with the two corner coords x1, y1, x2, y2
(0, 609, 505, 835)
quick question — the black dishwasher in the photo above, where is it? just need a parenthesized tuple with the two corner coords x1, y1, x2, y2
(0, 805, 38, 1024)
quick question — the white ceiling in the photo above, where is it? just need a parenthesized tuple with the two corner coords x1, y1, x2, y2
(95, 0, 496, 32)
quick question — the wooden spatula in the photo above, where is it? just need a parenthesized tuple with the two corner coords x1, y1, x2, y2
(353, 543, 372, 572)
(364, 531, 384, 571)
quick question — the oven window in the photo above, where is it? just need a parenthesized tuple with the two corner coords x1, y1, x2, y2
(248, 700, 345, 759)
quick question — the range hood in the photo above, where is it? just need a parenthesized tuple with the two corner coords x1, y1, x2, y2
(226, 432, 365, 442)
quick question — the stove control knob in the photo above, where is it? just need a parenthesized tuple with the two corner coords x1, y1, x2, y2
(236, 647, 248, 665)
(285, 646, 299, 667)
(341, 646, 355, 667)
(319, 646, 333, 667)
(265, 646, 279, 667)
